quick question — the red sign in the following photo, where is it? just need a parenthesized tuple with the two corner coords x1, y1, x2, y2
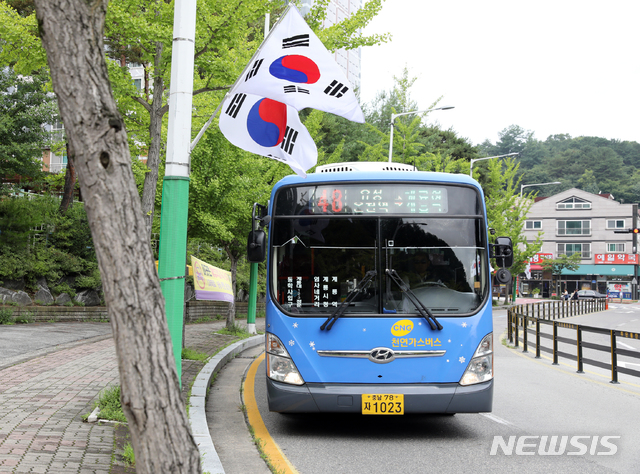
(594, 254, 638, 265)
(528, 253, 553, 264)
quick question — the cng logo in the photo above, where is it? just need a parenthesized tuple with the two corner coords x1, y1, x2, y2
(391, 319, 414, 337)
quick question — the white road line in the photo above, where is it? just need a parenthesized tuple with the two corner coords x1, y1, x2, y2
(618, 341, 638, 351)
(480, 413, 514, 426)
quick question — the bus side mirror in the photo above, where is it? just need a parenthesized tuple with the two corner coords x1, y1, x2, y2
(247, 230, 266, 263)
(491, 236, 513, 268)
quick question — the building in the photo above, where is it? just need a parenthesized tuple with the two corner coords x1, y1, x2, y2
(522, 188, 639, 299)
(313, 0, 362, 89)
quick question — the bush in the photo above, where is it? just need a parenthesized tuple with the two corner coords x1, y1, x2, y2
(0, 308, 13, 324)
(0, 195, 100, 291)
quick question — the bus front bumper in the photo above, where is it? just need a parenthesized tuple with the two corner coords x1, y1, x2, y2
(266, 378, 493, 414)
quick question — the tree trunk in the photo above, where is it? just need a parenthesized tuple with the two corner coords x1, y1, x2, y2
(58, 142, 76, 214)
(140, 41, 165, 239)
(226, 249, 238, 329)
(34, 1, 201, 472)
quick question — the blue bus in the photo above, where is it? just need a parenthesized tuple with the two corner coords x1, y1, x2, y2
(248, 162, 512, 414)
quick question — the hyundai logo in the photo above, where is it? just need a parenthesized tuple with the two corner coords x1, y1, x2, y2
(368, 347, 395, 364)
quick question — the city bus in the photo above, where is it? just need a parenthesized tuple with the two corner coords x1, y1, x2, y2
(248, 162, 512, 414)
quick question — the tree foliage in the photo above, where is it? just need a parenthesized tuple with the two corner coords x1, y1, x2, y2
(481, 124, 640, 203)
(0, 67, 58, 181)
(483, 156, 543, 302)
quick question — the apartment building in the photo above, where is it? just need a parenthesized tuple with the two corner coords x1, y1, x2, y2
(314, 0, 362, 89)
(522, 188, 639, 299)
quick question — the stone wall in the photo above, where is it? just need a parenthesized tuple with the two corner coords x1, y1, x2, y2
(1, 301, 267, 323)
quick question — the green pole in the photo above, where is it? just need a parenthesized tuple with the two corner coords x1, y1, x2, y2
(158, 176, 190, 385)
(158, 0, 196, 387)
(247, 262, 258, 334)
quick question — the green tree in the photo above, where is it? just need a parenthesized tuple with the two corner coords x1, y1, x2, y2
(2, 0, 390, 237)
(0, 67, 58, 182)
(484, 156, 543, 303)
(540, 253, 581, 297)
(188, 129, 277, 329)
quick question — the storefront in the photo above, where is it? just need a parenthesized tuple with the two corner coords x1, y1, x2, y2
(559, 264, 637, 297)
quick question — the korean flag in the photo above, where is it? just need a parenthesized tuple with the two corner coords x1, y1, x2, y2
(232, 5, 365, 123)
(219, 92, 317, 177)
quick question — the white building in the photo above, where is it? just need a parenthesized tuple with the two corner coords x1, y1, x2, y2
(522, 188, 639, 298)
(312, 0, 362, 89)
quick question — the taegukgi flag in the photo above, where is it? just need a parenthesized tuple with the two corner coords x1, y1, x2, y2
(219, 92, 317, 177)
(232, 5, 365, 123)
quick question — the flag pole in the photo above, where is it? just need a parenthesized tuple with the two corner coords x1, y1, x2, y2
(158, 0, 197, 384)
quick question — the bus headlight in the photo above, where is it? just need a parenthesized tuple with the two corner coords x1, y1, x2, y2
(459, 333, 493, 386)
(266, 333, 305, 385)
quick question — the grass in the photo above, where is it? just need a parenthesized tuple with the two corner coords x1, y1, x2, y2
(94, 384, 127, 423)
(122, 442, 135, 467)
(13, 311, 35, 324)
(182, 347, 210, 361)
(215, 324, 253, 339)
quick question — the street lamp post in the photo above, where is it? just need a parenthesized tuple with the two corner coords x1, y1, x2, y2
(388, 106, 454, 163)
(520, 181, 561, 198)
(469, 152, 519, 176)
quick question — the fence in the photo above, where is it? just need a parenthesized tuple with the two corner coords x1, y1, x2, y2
(507, 299, 640, 383)
(2, 301, 266, 324)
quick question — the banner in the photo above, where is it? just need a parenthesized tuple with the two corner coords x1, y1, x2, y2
(190, 256, 234, 303)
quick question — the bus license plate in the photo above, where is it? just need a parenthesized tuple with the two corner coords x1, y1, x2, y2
(361, 394, 404, 415)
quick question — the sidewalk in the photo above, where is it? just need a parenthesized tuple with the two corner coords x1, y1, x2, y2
(0, 318, 266, 473)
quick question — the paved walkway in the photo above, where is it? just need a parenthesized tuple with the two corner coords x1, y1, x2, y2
(0, 318, 265, 474)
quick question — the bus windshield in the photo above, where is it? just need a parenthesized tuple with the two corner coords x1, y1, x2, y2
(270, 183, 488, 316)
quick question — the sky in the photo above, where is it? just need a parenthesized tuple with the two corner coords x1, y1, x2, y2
(359, 0, 640, 146)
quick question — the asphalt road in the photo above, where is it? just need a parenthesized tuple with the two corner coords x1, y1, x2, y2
(252, 308, 640, 474)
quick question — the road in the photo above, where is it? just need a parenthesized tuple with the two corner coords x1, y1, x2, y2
(250, 308, 640, 474)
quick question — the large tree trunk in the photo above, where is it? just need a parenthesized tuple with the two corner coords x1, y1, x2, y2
(34, 1, 201, 472)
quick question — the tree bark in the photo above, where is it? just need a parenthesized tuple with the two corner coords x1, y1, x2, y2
(140, 41, 165, 238)
(34, 1, 201, 472)
(58, 142, 76, 214)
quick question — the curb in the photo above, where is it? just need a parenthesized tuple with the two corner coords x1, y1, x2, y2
(189, 334, 265, 474)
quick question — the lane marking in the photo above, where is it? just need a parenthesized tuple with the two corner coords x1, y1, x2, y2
(244, 353, 299, 474)
(480, 413, 514, 426)
(618, 341, 638, 351)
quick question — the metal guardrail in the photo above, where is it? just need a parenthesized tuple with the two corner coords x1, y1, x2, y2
(507, 299, 640, 383)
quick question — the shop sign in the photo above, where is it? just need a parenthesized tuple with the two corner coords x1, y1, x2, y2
(594, 254, 638, 265)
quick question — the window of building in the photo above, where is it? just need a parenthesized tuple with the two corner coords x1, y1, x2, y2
(606, 220, 625, 229)
(607, 243, 626, 252)
(525, 220, 542, 230)
(557, 243, 591, 258)
(557, 220, 590, 235)
(556, 197, 591, 209)
(133, 78, 142, 91)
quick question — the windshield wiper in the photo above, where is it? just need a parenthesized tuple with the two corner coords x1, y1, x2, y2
(386, 269, 443, 331)
(321, 270, 377, 331)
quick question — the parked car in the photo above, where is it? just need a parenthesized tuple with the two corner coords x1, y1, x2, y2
(577, 290, 607, 299)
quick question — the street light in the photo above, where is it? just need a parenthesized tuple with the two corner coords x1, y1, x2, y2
(469, 152, 519, 176)
(520, 181, 561, 198)
(388, 106, 455, 163)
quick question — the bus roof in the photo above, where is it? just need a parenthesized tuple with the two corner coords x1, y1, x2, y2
(275, 162, 481, 190)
